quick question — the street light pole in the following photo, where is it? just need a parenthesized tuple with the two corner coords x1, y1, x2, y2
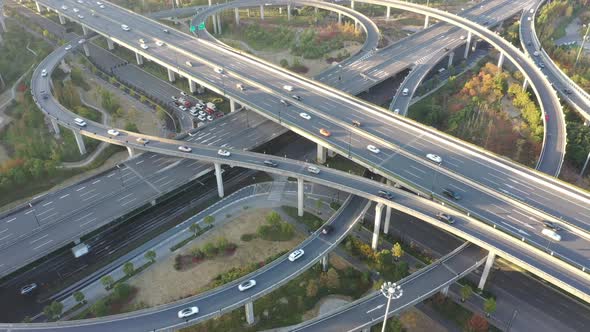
(380, 281, 403, 332)
(574, 23, 590, 73)
(29, 202, 40, 227)
(116, 164, 125, 188)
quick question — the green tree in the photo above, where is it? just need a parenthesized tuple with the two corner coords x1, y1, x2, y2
(306, 279, 319, 297)
(123, 262, 134, 277)
(124, 122, 139, 133)
(144, 250, 156, 263)
(91, 299, 108, 317)
(483, 297, 496, 317)
(43, 301, 63, 320)
(203, 215, 215, 226)
(266, 211, 281, 224)
(392, 242, 403, 261)
(280, 59, 289, 68)
(101, 275, 114, 290)
(460, 284, 473, 302)
(189, 222, 201, 236)
(315, 198, 323, 212)
(73, 291, 85, 304)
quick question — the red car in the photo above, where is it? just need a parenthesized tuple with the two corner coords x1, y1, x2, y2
(545, 114, 549, 122)
(205, 108, 215, 115)
(214, 112, 224, 118)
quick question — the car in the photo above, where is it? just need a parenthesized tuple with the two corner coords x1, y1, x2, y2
(41, 69, 48, 77)
(543, 221, 561, 232)
(180, 91, 188, 97)
(140, 44, 149, 50)
(533, 51, 539, 56)
(40, 90, 49, 99)
(563, 88, 572, 95)
(402, 88, 409, 96)
(178, 146, 192, 153)
(283, 85, 294, 92)
(65, 44, 72, 51)
(238, 279, 257, 291)
(136, 137, 149, 145)
(78, 14, 84, 19)
(459, 35, 466, 40)
(299, 112, 311, 120)
(163, 28, 169, 33)
(527, 16, 532, 21)
(205, 115, 213, 121)
(121, 24, 130, 31)
(367, 145, 380, 154)
(442, 188, 461, 200)
(155, 40, 164, 46)
(194, 104, 204, 110)
(179, 105, 187, 112)
(20, 283, 37, 295)
(214, 67, 224, 74)
(99, 4, 105, 8)
(321, 225, 333, 235)
(352, 120, 361, 127)
(139, 38, 146, 44)
(96, 1, 103, 5)
(443, 47, 449, 52)
(197, 115, 206, 121)
(378, 190, 394, 200)
(545, 114, 549, 122)
(319, 128, 331, 137)
(107, 129, 120, 136)
(307, 165, 320, 174)
(236, 83, 245, 91)
(426, 153, 442, 164)
(263, 160, 278, 167)
(198, 110, 206, 116)
(292, 94, 302, 101)
(529, 8, 535, 13)
(436, 212, 455, 224)
(538, 62, 545, 68)
(78, 39, 86, 44)
(61, 5, 68, 10)
(280, 99, 290, 106)
(218, 149, 231, 157)
(77, 0, 83, 3)
(177, 306, 199, 319)
(190, 109, 199, 116)
(171, 96, 178, 101)
(541, 228, 561, 241)
(74, 118, 87, 127)
(394, 108, 400, 115)
(185, 61, 193, 67)
(288, 249, 304, 262)
(73, 8, 79, 12)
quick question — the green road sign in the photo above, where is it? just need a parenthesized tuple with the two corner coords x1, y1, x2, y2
(190, 25, 196, 32)
(198, 22, 206, 30)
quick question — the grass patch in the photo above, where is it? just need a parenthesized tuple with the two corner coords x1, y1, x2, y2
(281, 205, 324, 231)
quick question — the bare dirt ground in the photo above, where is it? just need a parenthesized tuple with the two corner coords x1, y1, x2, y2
(129, 208, 305, 307)
(400, 307, 450, 332)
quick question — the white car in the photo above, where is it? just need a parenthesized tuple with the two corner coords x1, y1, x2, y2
(139, 38, 146, 44)
(533, 51, 539, 56)
(541, 228, 561, 241)
(238, 279, 257, 292)
(77, 0, 83, 3)
(178, 146, 192, 153)
(426, 153, 442, 164)
(197, 115, 206, 121)
(73, 8, 79, 12)
(307, 165, 320, 174)
(177, 306, 199, 319)
(171, 96, 178, 101)
(65, 45, 72, 51)
(459, 35, 466, 40)
(96, 1, 103, 5)
(20, 283, 38, 295)
(136, 137, 149, 145)
(194, 104, 204, 110)
(299, 112, 311, 120)
(214, 67, 224, 74)
(527, 16, 532, 21)
(78, 39, 86, 44)
(218, 149, 231, 157)
(61, 5, 68, 10)
(74, 118, 87, 127)
(41, 69, 48, 77)
(207, 115, 214, 121)
(121, 24, 130, 31)
(107, 129, 120, 136)
(140, 44, 149, 50)
(190, 109, 199, 116)
(185, 61, 193, 67)
(180, 91, 188, 97)
(155, 40, 164, 46)
(288, 249, 304, 262)
(367, 145, 380, 154)
(179, 105, 187, 111)
(198, 110, 206, 116)
(78, 14, 84, 19)
(99, 4, 105, 8)
(393, 108, 400, 115)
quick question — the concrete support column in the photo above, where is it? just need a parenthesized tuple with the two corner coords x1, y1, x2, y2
(441, 285, 449, 296)
(287, 5, 291, 20)
(351, 0, 355, 9)
(214, 163, 224, 198)
(82, 43, 90, 57)
(245, 301, 255, 325)
(0, 11, 5, 32)
(522, 79, 529, 91)
(58, 13, 66, 25)
(35, 1, 43, 13)
(338, 12, 342, 24)
(260, 5, 264, 20)
(126, 146, 136, 158)
(82, 25, 89, 36)
(424, 15, 430, 29)
(327, 149, 336, 157)
(208, 0, 212, 6)
(189, 79, 197, 94)
(317, 144, 327, 164)
(73, 131, 86, 155)
(107, 38, 114, 50)
(464, 31, 472, 59)
(135, 52, 143, 65)
(372, 203, 384, 250)
(448, 52, 455, 68)
(478, 252, 496, 290)
(355, 19, 359, 32)
(386, 7, 390, 20)
(497, 52, 505, 71)
(167, 68, 175, 82)
(235, 8, 240, 25)
(315, 7, 318, 15)
(321, 254, 328, 272)
(50, 118, 61, 136)
(216, 14, 222, 34)
(212, 15, 218, 34)
(230, 99, 237, 112)
(383, 206, 391, 234)
(297, 178, 304, 217)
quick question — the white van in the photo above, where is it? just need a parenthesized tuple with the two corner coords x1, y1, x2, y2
(206, 102, 216, 111)
(541, 228, 561, 241)
(307, 165, 320, 174)
(283, 85, 294, 92)
(74, 118, 87, 127)
(402, 88, 409, 96)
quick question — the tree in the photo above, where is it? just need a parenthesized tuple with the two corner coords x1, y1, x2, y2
(43, 301, 63, 320)
(392, 242, 403, 261)
(101, 275, 114, 290)
(91, 298, 109, 317)
(73, 291, 85, 304)
(466, 314, 489, 332)
(123, 262, 135, 277)
(306, 279, 319, 297)
(203, 215, 215, 226)
(315, 198, 323, 212)
(124, 122, 139, 133)
(144, 250, 156, 263)
(460, 284, 473, 302)
(266, 211, 281, 225)
(280, 58, 289, 68)
(189, 222, 201, 236)
(483, 297, 496, 317)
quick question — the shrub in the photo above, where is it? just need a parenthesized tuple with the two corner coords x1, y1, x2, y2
(240, 233, 256, 242)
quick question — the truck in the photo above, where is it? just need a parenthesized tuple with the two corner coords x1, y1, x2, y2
(71, 243, 90, 258)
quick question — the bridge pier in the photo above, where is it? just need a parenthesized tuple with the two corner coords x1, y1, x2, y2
(497, 52, 505, 71)
(287, 5, 291, 21)
(82, 25, 89, 36)
(189, 79, 197, 94)
(338, 12, 342, 24)
(441, 285, 449, 296)
(317, 144, 327, 164)
(214, 162, 224, 198)
(216, 14, 222, 34)
(372, 203, 384, 250)
(35, 1, 43, 13)
(73, 130, 86, 155)
(235, 8, 240, 25)
(448, 52, 455, 68)
(212, 15, 218, 34)
(383, 206, 391, 234)
(82, 43, 90, 57)
(107, 38, 115, 50)
(135, 52, 143, 65)
(355, 19, 360, 32)
(478, 252, 496, 290)
(351, 0, 355, 9)
(58, 13, 66, 25)
(463, 31, 472, 59)
(126, 146, 137, 158)
(386, 7, 390, 20)
(208, 0, 212, 6)
(260, 5, 264, 20)
(522, 78, 529, 91)
(245, 301, 255, 325)
(0, 8, 5, 32)
(297, 178, 304, 217)
(50, 118, 61, 136)
(230, 99, 237, 113)
(321, 254, 329, 272)
(167, 68, 175, 82)
(424, 15, 430, 29)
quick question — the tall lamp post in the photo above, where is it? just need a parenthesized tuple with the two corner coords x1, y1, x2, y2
(380, 281, 403, 332)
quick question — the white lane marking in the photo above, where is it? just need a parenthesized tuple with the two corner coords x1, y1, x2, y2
(92, 180, 101, 185)
(79, 217, 98, 227)
(500, 189, 524, 201)
(33, 239, 53, 250)
(117, 193, 133, 202)
(445, 160, 460, 168)
(512, 209, 538, 221)
(149, 154, 157, 158)
(490, 204, 509, 213)
(501, 221, 530, 236)
(39, 212, 58, 222)
(404, 170, 420, 178)
(508, 178, 534, 191)
(481, 177, 499, 185)
(154, 157, 164, 163)
(409, 165, 426, 174)
(0, 233, 13, 241)
(107, 173, 116, 178)
(448, 183, 467, 192)
(447, 155, 464, 164)
(504, 183, 530, 196)
(79, 189, 96, 197)
(36, 207, 55, 217)
(0, 229, 7, 234)
(74, 213, 93, 222)
(366, 304, 384, 314)
(487, 173, 504, 181)
(6, 217, 16, 223)
(136, 160, 144, 165)
(76, 186, 86, 192)
(25, 210, 34, 215)
(120, 198, 137, 207)
(81, 193, 100, 202)
(42, 201, 53, 207)
(506, 215, 535, 229)
(153, 176, 169, 184)
(59, 194, 70, 199)
(159, 179, 175, 188)
(30, 234, 49, 244)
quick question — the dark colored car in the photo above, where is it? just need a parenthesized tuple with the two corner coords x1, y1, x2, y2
(321, 225, 333, 235)
(352, 120, 361, 127)
(442, 188, 461, 200)
(543, 221, 561, 232)
(292, 95, 302, 101)
(378, 190, 394, 200)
